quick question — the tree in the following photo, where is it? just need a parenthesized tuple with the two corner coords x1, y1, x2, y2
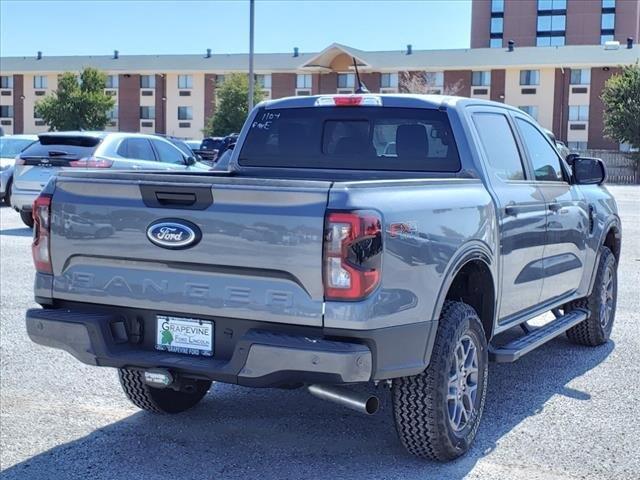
(36, 68, 115, 131)
(601, 63, 640, 150)
(399, 72, 463, 96)
(204, 73, 264, 137)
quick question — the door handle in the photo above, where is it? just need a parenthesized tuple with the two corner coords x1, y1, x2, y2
(548, 202, 562, 212)
(504, 204, 519, 216)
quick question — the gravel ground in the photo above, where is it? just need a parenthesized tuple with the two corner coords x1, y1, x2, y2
(1, 186, 639, 480)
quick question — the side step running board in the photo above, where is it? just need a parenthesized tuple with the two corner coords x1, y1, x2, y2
(489, 309, 589, 363)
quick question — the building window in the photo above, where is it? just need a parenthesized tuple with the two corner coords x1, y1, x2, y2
(567, 141, 588, 151)
(472, 71, 491, 86)
(105, 75, 119, 89)
(255, 74, 272, 90)
(140, 106, 155, 119)
(296, 74, 312, 89)
(601, 34, 615, 44)
(0, 106, 13, 118)
(569, 105, 589, 121)
(0, 76, 13, 89)
(337, 73, 355, 89)
(215, 74, 225, 86)
(519, 106, 539, 120)
(424, 71, 444, 88)
(537, 0, 566, 46)
(178, 106, 193, 120)
(178, 75, 193, 89)
(491, 0, 504, 13)
(570, 69, 591, 85)
(490, 17, 503, 34)
(33, 76, 47, 89)
(601, 13, 615, 30)
(601, 0, 615, 41)
(381, 73, 399, 89)
(537, 0, 566, 11)
(140, 75, 156, 89)
(107, 107, 118, 120)
(520, 70, 540, 85)
(490, 0, 504, 47)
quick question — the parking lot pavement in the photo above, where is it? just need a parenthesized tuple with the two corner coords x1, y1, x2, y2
(1, 186, 639, 480)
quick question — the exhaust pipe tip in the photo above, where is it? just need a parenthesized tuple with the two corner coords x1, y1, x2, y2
(363, 395, 380, 415)
(308, 384, 380, 415)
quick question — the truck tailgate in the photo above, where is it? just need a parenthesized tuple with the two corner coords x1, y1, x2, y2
(50, 174, 331, 327)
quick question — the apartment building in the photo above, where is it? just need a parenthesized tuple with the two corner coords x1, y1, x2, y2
(472, 0, 640, 48)
(1, 41, 638, 149)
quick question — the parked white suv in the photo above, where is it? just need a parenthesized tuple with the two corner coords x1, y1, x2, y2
(0, 134, 38, 206)
(12, 131, 209, 227)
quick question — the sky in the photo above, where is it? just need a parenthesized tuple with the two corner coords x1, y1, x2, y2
(0, 0, 472, 57)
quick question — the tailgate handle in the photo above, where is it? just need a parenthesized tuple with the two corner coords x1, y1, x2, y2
(140, 185, 213, 210)
(155, 191, 197, 206)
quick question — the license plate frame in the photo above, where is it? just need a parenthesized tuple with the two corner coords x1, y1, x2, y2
(155, 315, 214, 357)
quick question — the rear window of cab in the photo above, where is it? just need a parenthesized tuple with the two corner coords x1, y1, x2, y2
(239, 107, 461, 172)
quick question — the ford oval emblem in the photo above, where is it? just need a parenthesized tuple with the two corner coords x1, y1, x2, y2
(146, 219, 201, 250)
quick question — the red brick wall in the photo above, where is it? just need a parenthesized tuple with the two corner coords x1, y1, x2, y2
(503, 0, 537, 47)
(444, 70, 471, 97)
(154, 74, 166, 134)
(615, 0, 640, 44)
(552, 68, 571, 142)
(319, 73, 337, 94)
(271, 73, 296, 99)
(588, 67, 620, 150)
(118, 74, 140, 132)
(360, 72, 381, 93)
(471, 0, 492, 48)
(12, 75, 23, 134)
(204, 74, 216, 122)
(490, 69, 505, 102)
(312, 74, 321, 95)
(565, 0, 601, 45)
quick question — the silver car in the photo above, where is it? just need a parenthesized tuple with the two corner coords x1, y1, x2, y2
(12, 131, 209, 226)
(0, 134, 38, 206)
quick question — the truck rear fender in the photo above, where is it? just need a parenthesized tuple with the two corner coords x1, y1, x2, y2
(428, 242, 497, 362)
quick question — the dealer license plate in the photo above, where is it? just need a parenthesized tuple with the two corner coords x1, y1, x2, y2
(155, 315, 214, 357)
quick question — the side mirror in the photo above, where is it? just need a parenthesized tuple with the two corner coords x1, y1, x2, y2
(185, 156, 197, 166)
(572, 157, 606, 185)
(565, 153, 580, 166)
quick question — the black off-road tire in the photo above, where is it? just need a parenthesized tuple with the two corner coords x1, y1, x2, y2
(565, 246, 617, 346)
(118, 368, 212, 414)
(20, 210, 34, 228)
(392, 301, 488, 461)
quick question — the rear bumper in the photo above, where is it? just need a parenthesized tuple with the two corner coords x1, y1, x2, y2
(10, 185, 38, 212)
(26, 304, 435, 386)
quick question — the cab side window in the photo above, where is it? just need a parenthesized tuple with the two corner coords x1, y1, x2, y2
(515, 118, 565, 182)
(118, 138, 156, 161)
(473, 112, 525, 181)
(152, 139, 185, 164)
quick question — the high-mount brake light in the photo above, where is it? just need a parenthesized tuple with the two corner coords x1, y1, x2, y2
(314, 95, 382, 107)
(32, 194, 53, 274)
(323, 211, 383, 301)
(68, 157, 114, 168)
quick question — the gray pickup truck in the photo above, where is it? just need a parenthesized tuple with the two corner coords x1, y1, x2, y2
(26, 94, 620, 461)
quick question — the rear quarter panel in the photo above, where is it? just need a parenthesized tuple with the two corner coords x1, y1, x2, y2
(324, 179, 498, 329)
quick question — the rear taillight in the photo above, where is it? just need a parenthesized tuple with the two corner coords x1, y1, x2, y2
(323, 211, 383, 301)
(68, 156, 113, 168)
(314, 95, 382, 107)
(32, 194, 52, 274)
